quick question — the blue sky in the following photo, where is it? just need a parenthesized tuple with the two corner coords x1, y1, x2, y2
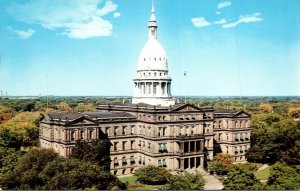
(0, 0, 299, 96)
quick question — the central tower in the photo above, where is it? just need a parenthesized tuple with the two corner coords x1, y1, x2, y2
(132, 1, 175, 106)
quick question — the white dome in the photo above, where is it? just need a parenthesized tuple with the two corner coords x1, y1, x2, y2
(137, 39, 168, 71)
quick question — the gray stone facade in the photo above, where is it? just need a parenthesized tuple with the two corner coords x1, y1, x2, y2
(39, 103, 251, 176)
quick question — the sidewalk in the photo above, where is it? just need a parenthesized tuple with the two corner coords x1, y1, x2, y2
(188, 168, 224, 190)
(203, 173, 224, 190)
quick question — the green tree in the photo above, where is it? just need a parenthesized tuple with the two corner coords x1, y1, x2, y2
(223, 165, 262, 190)
(163, 172, 205, 190)
(70, 139, 111, 171)
(247, 113, 300, 164)
(0, 147, 23, 175)
(75, 103, 96, 112)
(0, 129, 23, 149)
(0, 112, 41, 147)
(0, 148, 59, 190)
(0, 148, 126, 190)
(258, 103, 273, 112)
(40, 158, 126, 190)
(56, 101, 72, 112)
(266, 162, 300, 190)
(135, 165, 171, 185)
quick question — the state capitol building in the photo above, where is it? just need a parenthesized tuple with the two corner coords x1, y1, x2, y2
(39, 2, 251, 176)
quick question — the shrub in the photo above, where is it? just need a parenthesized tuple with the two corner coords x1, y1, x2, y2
(163, 172, 205, 190)
(135, 165, 171, 185)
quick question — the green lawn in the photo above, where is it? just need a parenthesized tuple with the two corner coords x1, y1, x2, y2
(119, 176, 164, 190)
(255, 166, 271, 181)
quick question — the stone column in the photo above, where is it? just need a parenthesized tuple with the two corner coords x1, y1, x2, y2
(200, 156, 204, 167)
(181, 142, 184, 153)
(181, 159, 184, 170)
(157, 82, 160, 97)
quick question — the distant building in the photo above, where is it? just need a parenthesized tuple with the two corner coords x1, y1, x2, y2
(39, 2, 251, 176)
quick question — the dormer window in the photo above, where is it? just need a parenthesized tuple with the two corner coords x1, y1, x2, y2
(154, 57, 156, 61)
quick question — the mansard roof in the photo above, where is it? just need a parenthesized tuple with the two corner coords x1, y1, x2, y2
(41, 111, 136, 125)
(96, 102, 214, 113)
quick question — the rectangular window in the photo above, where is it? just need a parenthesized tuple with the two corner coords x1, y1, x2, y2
(122, 141, 126, 150)
(131, 140, 134, 149)
(71, 131, 75, 141)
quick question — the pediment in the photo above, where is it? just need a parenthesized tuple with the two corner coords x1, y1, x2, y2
(172, 104, 202, 112)
(40, 114, 51, 123)
(233, 111, 251, 118)
(65, 116, 97, 125)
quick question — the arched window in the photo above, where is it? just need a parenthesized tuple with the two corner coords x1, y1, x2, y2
(80, 130, 84, 139)
(122, 157, 127, 166)
(71, 131, 75, 141)
(158, 159, 162, 167)
(114, 158, 118, 167)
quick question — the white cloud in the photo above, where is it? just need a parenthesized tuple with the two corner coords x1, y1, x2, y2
(191, 17, 211, 27)
(214, 19, 227, 24)
(222, 12, 263, 28)
(97, 0, 117, 16)
(113, 12, 121, 18)
(216, 11, 221, 15)
(217, 1, 232, 9)
(63, 16, 112, 39)
(13, 28, 35, 39)
(192, 18, 227, 28)
(7, 0, 119, 39)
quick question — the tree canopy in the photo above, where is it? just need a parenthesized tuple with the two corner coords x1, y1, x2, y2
(223, 165, 262, 190)
(0, 148, 125, 190)
(70, 139, 111, 171)
(246, 113, 300, 164)
(135, 165, 172, 185)
(265, 162, 300, 190)
(163, 172, 205, 190)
